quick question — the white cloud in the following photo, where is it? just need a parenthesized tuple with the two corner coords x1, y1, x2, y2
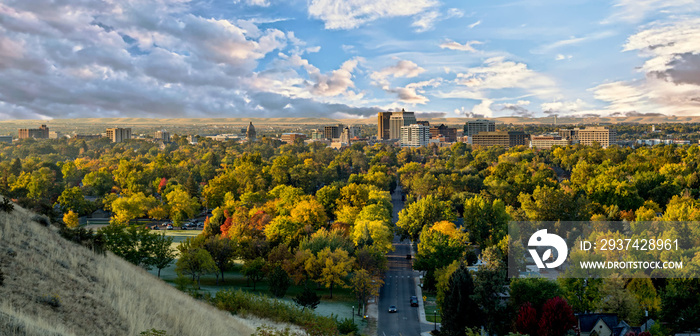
(604, 0, 699, 23)
(555, 54, 572, 61)
(447, 8, 465, 18)
(234, 0, 271, 6)
(534, 31, 616, 54)
(439, 40, 483, 53)
(411, 10, 439, 32)
(591, 18, 700, 116)
(307, 0, 437, 30)
(472, 99, 494, 118)
(469, 20, 481, 29)
(370, 59, 426, 88)
(540, 99, 587, 114)
(455, 57, 556, 91)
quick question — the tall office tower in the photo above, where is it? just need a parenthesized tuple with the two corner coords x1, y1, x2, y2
(429, 124, 458, 142)
(464, 119, 496, 136)
(155, 131, 170, 142)
(340, 127, 351, 144)
(106, 128, 132, 143)
(246, 122, 256, 141)
(378, 112, 392, 140)
(18, 124, 49, 139)
(389, 109, 417, 139)
(324, 124, 343, 139)
(400, 124, 430, 147)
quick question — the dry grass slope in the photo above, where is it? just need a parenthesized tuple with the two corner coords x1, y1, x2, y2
(0, 200, 267, 336)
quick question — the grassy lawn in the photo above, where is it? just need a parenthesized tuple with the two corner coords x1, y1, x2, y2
(423, 293, 442, 323)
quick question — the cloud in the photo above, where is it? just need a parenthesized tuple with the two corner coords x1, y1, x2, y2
(591, 18, 700, 116)
(307, 0, 437, 30)
(0, 0, 382, 119)
(604, 0, 699, 23)
(534, 31, 616, 54)
(472, 99, 494, 118)
(555, 54, 572, 61)
(234, 0, 271, 6)
(439, 40, 483, 53)
(411, 10, 439, 32)
(370, 59, 426, 88)
(454, 106, 486, 118)
(540, 99, 587, 115)
(447, 8, 465, 19)
(468, 20, 481, 29)
(455, 57, 556, 91)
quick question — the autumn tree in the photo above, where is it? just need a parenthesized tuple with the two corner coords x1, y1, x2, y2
(538, 297, 576, 336)
(312, 247, 354, 298)
(396, 195, 455, 241)
(350, 269, 383, 316)
(414, 221, 468, 290)
(110, 192, 157, 225)
(165, 186, 200, 226)
(175, 247, 218, 289)
(63, 210, 80, 228)
(242, 257, 266, 291)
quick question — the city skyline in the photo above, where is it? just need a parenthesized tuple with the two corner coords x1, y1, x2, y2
(0, 0, 699, 120)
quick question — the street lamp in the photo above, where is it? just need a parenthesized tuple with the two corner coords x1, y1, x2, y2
(434, 310, 437, 331)
(352, 306, 355, 324)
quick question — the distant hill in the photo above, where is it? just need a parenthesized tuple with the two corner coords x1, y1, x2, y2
(3, 114, 700, 128)
(0, 200, 276, 336)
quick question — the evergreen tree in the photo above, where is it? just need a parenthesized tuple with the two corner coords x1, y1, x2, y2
(268, 265, 291, 298)
(440, 264, 480, 336)
(293, 284, 321, 312)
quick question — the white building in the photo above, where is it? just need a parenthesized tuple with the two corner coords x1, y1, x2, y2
(400, 124, 429, 148)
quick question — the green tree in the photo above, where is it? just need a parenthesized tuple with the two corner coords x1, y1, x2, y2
(463, 195, 510, 248)
(557, 278, 602, 314)
(316, 185, 341, 219)
(510, 278, 563, 313)
(293, 284, 321, 312)
(242, 257, 266, 291)
(110, 192, 157, 225)
(596, 276, 643, 325)
(350, 269, 383, 316)
(472, 263, 509, 335)
(414, 221, 468, 290)
(175, 248, 218, 289)
(204, 235, 237, 284)
(150, 233, 176, 278)
(351, 219, 393, 254)
(165, 186, 200, 226)
(82, 168, 113, 196)
(268, 265, 291, 298)
(57, 187, 89, 215)
(396, 195, 455, 241)
(440, 264, 480, 336)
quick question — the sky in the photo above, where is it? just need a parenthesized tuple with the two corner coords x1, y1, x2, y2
(0, 0, 699, 120)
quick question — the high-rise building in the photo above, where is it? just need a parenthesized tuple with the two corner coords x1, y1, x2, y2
(558, 128, 579, 141)
(400, 124, 430, 148)
(429, 124, 457, 142)
(389, 109, 417, 139)
(377, 112, 392, 140)
(246, 122, 256, 141)
(339, 127, 351, 144)
(471, 131, 529, 148)
(18, 124, 49, 139)
(324, 124, 343, 139)
(577, 127, 616, 148)
(464, 119, 496, 137)
(106, 128, 131, 143)
(311, 129, 323, 140)
(155, 131, 170, 142)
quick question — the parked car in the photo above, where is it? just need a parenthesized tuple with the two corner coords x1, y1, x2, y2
(197, 222, 204, 228)
(151, 225, 159, 230)
(388, 305, 397, 313)
(166, 224, 173, 230)
(410, 296, 419, 307)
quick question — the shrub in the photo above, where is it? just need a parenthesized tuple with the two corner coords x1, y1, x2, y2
(59, 227, 106, 255)
(336, 318, 358, 335)
(31, 215, 51, 227)
(140, 329, 167, 336)
(37, 294, 61, 309)
(254, 326, 304, 336)
(0, 198, 14, 213)
(0, 266, 4, 286)
(212, 289, 338, 336)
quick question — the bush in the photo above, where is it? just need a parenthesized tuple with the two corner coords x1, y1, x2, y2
(0, 198, 14, 213)
(212, 289, 338, 336)
(31, 215, 51, 227)
(37, 294, 61, 309)
(336, 318, 358, 335)
(140, 329, 167, 336)
(253, 326, 304, 336)
(59, 227, 106, 255)
(0, 266, 4, 286)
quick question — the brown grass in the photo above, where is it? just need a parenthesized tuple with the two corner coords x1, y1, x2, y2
(0, 200, 295, 336)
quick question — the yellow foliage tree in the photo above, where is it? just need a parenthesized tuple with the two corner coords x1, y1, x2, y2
(63, 210, 79, 228)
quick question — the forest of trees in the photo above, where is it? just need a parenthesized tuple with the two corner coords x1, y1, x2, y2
(4, 133, 700, 335)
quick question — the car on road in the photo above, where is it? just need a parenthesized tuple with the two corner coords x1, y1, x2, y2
(410, 296, 419, 307)
(388, 305, 397, 313)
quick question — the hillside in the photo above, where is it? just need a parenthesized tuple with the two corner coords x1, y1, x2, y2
(0, 200, 272, 336)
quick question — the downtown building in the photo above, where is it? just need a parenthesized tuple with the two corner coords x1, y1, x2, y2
(400, 124, 430, 148)
(530, 135, 570, 149)
(18, 124, 49, 139)
(389, 109, 417, 140)
(106, 127, 131, 143)
(464, 119, 496, 137)
(155, 130, 170, 142)
(559, 127, 616, 148)
(472, 131, 529, 149)
(324, 124, 343, 140)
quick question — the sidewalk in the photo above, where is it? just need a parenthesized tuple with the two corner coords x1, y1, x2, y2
(411, 241, 440, 332)
(363, 297, 378, 336)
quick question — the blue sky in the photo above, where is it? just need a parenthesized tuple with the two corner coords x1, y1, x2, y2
(0, 0, 699, 119)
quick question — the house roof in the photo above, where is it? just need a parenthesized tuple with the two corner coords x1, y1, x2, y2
(578, 313, 619, 333)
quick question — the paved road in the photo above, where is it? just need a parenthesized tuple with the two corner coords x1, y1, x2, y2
(376, 185, 431, 336)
